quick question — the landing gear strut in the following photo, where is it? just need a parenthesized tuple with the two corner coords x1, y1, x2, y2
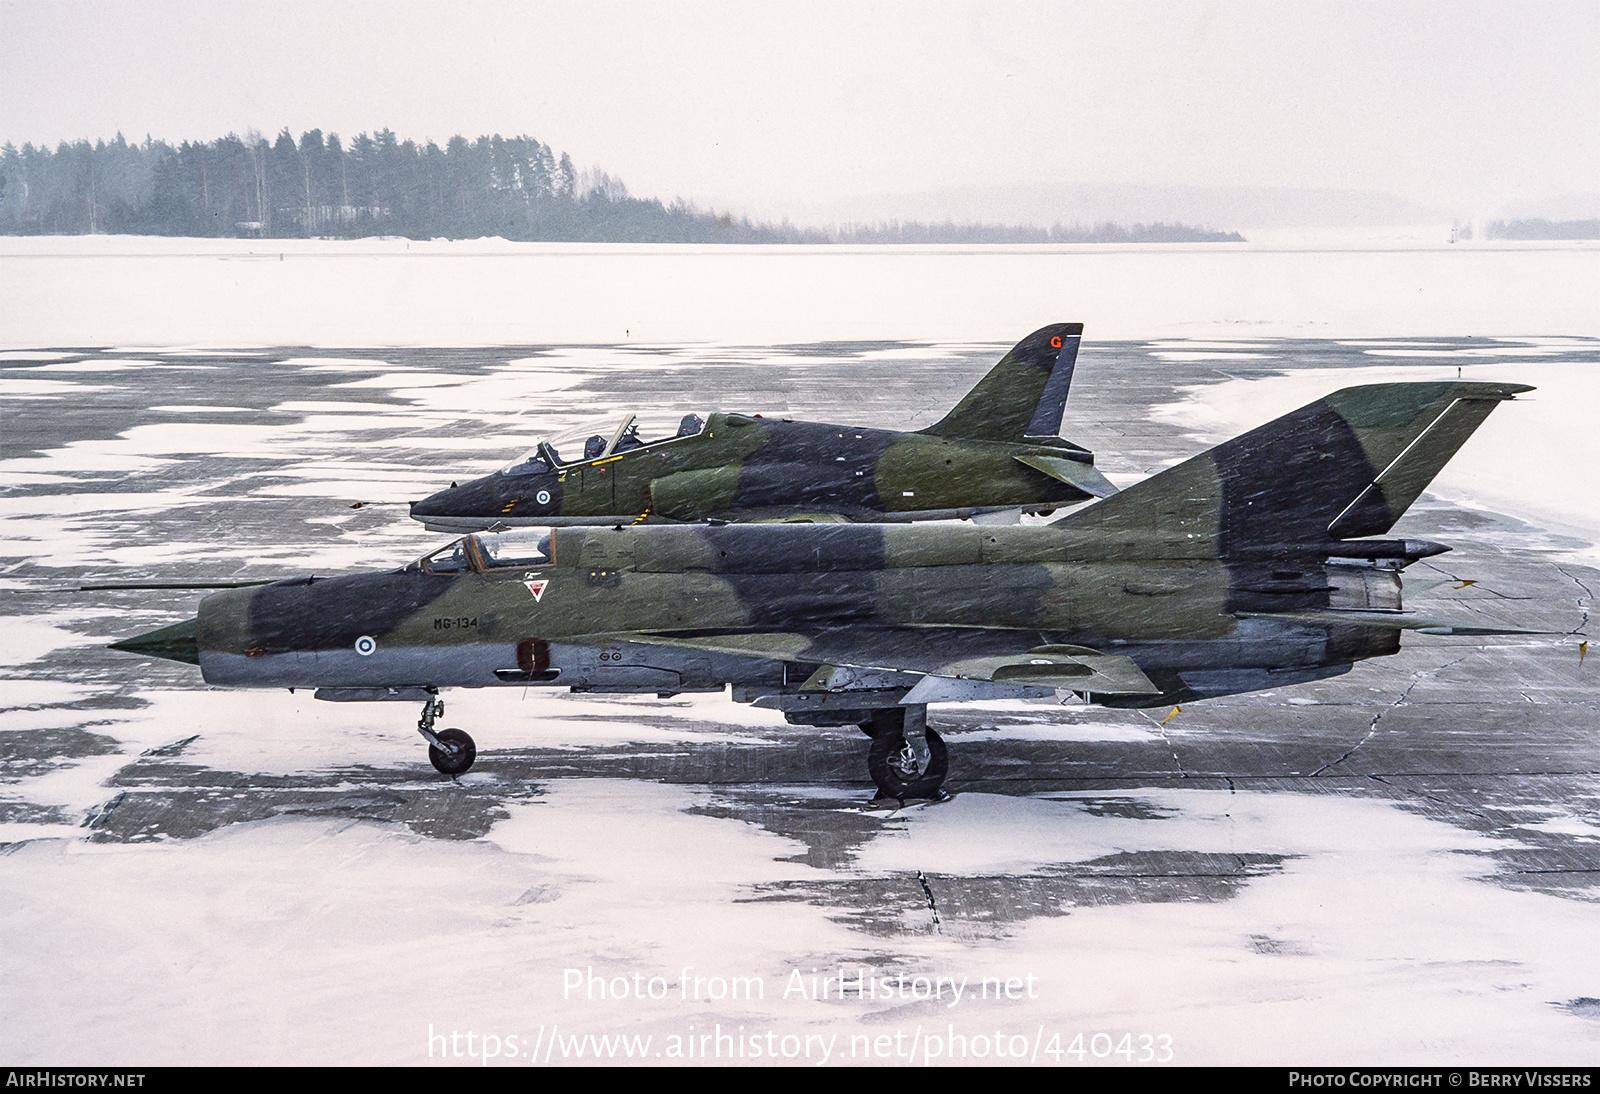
(864, 705, 948, 802)
(417, 692, 476, 776)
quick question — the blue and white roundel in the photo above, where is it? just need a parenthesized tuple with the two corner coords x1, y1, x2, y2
(354, 635, 377, 656)
(535, 489, 552, 506)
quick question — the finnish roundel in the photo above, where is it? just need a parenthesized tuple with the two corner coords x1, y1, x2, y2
(354, 635, 377, 656)
(536, 489, 552, 506)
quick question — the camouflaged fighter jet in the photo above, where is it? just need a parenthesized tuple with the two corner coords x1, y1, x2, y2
(113, 381, 1536, 800)
(408, 323, 1116, 532)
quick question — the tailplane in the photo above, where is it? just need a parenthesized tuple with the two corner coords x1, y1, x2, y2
(1054, 381, 1531, 558)
(920, 323, 1082, 442)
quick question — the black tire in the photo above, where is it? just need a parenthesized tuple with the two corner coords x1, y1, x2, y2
(429, 728, 476, 776)
(868, 726, 948, 800)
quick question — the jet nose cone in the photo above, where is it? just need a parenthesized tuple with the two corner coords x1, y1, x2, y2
(409, 483, 459, 519)
(410, 475, 518, 531)
(413, 476, 505, 518)
(109, 617, 200, 665)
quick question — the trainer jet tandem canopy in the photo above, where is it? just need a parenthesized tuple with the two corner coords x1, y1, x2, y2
(114, 381, 1534, 801)
(409, 323, 1116, 532)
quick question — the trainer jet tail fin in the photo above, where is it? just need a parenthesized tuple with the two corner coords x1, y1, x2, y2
(919, 323, 1083, 442)
(1054, 382, 1532, 558)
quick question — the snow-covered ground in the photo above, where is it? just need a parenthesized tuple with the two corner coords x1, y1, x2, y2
(6, 782, 1600, 1065)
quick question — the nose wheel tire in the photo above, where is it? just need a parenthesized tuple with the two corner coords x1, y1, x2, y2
(429, 728, 477, 776)
(868, 726, 948, 800)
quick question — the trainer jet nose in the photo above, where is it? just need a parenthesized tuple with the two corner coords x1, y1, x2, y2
(109, 617, 200, 665)
(412, 454, 570, 532)
(410, 474, 524, 532)
(408, 485, 455, 520)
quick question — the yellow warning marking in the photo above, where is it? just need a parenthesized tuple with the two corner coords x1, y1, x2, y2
(1161, 705, 1181, 726)
(594, 455, 624, 465)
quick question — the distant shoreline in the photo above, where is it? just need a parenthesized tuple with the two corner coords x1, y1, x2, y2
(0, 128, 1243, 246)
(1483, 218, 1600, 242)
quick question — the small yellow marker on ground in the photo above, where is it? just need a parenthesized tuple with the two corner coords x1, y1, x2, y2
(1581, 641, 1589, 666)
(1455, 579, 1477, 589)
(1161, 705, 1182, 726)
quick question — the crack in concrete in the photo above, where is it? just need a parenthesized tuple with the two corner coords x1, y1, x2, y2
(1310, 726, 1382, 778)
(1311, 656, 1469, 777)
(1138, 710, 1190, 778)
(1556, 565, 1593, 639)
(1365, 772, 1493, 820)
(915, 870, 942, 933)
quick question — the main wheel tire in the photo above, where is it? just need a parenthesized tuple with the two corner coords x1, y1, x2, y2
(429, 728, 476, 776)
(868, 726, 948, 800)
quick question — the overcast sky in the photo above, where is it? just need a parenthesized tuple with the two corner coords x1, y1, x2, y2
(4, 1, 1597, 223)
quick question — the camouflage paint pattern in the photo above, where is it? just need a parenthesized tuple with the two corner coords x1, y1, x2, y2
(408, 323, 1116, 531)
(117, 381, 1533, 716)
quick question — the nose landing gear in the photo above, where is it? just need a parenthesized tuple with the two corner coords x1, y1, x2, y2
(416, 693, 476, 776)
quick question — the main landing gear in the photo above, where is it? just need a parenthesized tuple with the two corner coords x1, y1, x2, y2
(859, 705, 948, 802)
(417, 692, 476, 776)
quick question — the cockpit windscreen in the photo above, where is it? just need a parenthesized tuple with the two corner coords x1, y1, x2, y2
(420, 539, 472, 574)
(499, 411, 705, 473)
(474, 529, 552, 569)
(411, 528, 553, 574)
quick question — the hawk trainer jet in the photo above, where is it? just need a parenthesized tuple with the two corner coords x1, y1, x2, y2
(409, 323, 1115, 531)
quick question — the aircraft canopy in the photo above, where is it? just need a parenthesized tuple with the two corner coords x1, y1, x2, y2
(412, 528, 554, 574)
(500, 411, 707, 474)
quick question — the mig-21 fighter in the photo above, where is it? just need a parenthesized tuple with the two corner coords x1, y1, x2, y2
(113, 381, 1535, 801)
(408, 323, 1116, 531)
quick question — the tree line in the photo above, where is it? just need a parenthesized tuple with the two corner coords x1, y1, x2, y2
(0, 128, 1242, 244)
(1483, 218, 1600, 241)
(0, 128, 827, 242)
(833, 220, 1243, 244)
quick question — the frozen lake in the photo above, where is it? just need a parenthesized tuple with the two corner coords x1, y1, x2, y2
(3, 231, 1600, 347)
(1, 239, 1598, 1065)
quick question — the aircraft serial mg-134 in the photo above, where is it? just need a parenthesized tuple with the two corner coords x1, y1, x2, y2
(408, 323, 1117, 532)
(113, 381, 1535, 801)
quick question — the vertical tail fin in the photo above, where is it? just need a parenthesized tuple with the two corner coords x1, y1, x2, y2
(920, 323, 1083, 442)
(1055, 382, 1531, 558)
